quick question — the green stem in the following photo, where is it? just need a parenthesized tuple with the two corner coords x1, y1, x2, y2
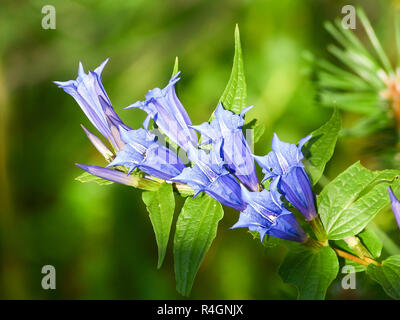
(309, 217, 328, 244)
(334, 248, 379, 266)
(302, 236, 379, 266)
(303, 236, 323, 250)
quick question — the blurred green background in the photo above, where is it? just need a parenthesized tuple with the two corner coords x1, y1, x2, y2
(0, 0, 399, 299)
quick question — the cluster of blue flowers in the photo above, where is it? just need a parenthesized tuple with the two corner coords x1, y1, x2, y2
(56, 59, 322, 244)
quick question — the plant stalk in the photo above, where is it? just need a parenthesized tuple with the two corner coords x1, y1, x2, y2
(309, 216, 328, 245)
(334, 248, 379, 266)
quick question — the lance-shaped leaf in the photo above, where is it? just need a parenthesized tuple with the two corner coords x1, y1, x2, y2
(75, 171, 114, 186)
(318, 162, 400, 240)
(279, 244, 339, 300)
(142, 183, 175, 269)
(303, 108, 341, 186)
(219, 25, 247, 114)
(173, 194, 224, 296)
(172, 56, 179, 77)
(367, 255, 400, 300)
(242, 119, 265, 145)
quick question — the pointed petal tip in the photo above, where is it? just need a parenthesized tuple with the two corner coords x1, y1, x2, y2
(53, 80, 71, 87)
(75, 163, 87, 170)
(240, 105, 254, 118)
(124, 101, 143, 110)
(78, 61, 85, 75)
(94, 58, 110, 75)
(230, 223, 239, 230)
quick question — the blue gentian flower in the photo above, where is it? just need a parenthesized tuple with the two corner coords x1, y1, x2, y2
(172, 142, 245, 211)
(191, 103, 259, 191)
(254, 133, 317, 221)
(231, 179, 308, 243)
(108, 126, 185, 181)
(54, 59, 129, 151)
(388, 186, 400, 230)
(125, 73, 197, 151)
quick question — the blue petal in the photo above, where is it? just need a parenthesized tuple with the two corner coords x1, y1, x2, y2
(55, 59, 129, 150)
(140, 143, 185, 180)
(264, 133, 311, 175)
(172, 147, 245, 210)
(109, 127, 185, 180)
(278, 166, 316, 221)
(254, 133, 316, 221)
(192, 103, 259, 191)
(388, 186, 400, 230)
(190, 121, 221, 144)
(232, 185, 307, 243)
(125, 73, 197, 151)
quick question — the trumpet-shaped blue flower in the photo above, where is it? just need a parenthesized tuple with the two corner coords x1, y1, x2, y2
(108, 126, 185, 181)
(388, 186, 400, 230)
(254, 133, 316, 221)
(191, 103, 259, 191)
(55, 59, 130, 152)
(125, 73, 197, 151)
(172, 143, 245, 211)
(231, 180, 308, 242)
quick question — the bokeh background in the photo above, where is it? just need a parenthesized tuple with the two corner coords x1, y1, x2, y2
(1, 0, 399, 299)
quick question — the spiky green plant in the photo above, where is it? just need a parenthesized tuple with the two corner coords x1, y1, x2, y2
(314, 7, 400, 166)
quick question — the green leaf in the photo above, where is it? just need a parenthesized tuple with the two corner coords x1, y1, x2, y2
(318, 162, 400, 240)
(219, 25, 247, 114)
(171, 56, 179, 77)
(253, 124, 265, 144)
(173, 194, 223, 296)
(142, 183, 175, 269)
(279, 244, 339, 300)
(367, 255, 400, 300)
(303, 108, 341, 185)
(359, 228, 383, 259)
(75, 171, 114, 186)
(242, 118, 265, 145)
